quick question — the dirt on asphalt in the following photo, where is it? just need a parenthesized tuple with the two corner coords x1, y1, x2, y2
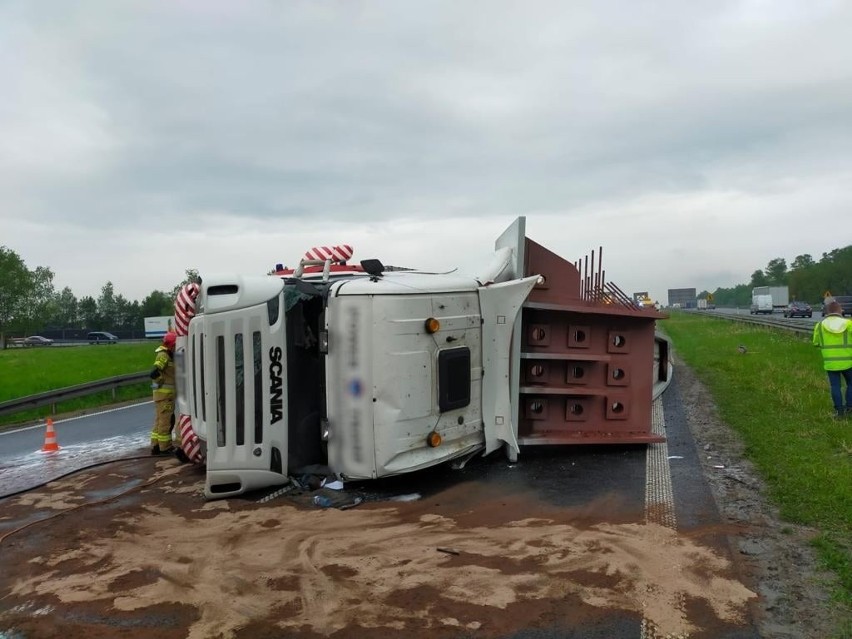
(0, 360, 848, 639)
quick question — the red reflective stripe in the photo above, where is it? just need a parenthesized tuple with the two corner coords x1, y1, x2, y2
(332, 244, 353, 261)
(174, 283, 203, 464)
(303, 245, 354, 263)
(178, 414, 203, 463)
(174, 283, 200, 337)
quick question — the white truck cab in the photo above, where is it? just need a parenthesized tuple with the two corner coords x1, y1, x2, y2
(177, 218, 670, 499)
(182, 261, 536, 497)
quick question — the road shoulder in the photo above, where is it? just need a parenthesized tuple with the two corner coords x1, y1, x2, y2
(671, 355, 845, 638)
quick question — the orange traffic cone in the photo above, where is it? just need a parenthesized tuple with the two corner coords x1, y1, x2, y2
(41, 418, 60, 453)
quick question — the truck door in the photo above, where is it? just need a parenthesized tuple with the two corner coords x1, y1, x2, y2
(325, 294, 377, 479)
(478, 276, 540, 456)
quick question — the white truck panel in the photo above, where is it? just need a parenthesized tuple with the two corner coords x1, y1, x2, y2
(331, 272, 483, 296)
(479, 276, 540, 456)
(326, 295, 377, 479)
(201, 273, 285, 313)
(327, 290, 492, 480)
(174, 334, 192, 420)
(493, 216, 527, 463)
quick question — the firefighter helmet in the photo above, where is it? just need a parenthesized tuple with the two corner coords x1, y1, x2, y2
(163, 331, 177, 349)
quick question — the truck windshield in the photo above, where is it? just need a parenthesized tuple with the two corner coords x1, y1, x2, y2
(282, 284, 328, 472)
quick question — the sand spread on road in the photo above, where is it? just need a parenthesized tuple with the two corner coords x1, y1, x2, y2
(12, 497, 755, 638)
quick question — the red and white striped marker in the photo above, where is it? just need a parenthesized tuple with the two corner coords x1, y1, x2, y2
(303, 245, 353, 263)
(173, 283, 204, 464)
(174, 282, 200, 336)
(177, 414, 203, 463)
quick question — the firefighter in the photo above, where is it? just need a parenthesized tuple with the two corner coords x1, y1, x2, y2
(813, 300, 852, 419)
(150, 331, 177, 454)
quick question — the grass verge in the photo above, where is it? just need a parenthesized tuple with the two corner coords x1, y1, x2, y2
(662, 312, 851, 615)
(0, 342, 157, 429)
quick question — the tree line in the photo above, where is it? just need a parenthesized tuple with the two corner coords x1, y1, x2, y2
(3, 242, 850, 336)
(702, 245, 852, 307)
(0, 245, 198, 338)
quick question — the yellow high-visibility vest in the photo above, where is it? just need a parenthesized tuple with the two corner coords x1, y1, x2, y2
(813, 315, 852, 371)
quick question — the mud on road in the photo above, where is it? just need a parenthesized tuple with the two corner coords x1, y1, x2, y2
(0, 361, 846, 639)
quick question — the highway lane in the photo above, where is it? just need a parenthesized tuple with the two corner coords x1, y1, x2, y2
(0, 402, 152, 497)
(0, 381, 765, 637)
(707, 306, 822, 323)
(689, 307, 821, 337)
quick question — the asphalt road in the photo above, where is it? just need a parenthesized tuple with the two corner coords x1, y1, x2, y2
(0, 402, 152, 497)
(0, 381, 764, 637)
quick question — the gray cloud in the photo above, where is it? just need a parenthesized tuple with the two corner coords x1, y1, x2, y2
(2, 0, 851, 302)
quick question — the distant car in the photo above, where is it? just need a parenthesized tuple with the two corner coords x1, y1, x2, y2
(23, 335, 54, 346)
(832, 295, 852, 317)
(783, 301, 812, 318)
(87, 331, 119, 345)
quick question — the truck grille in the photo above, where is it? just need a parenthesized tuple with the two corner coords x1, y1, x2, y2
(188, 316, 266, 450)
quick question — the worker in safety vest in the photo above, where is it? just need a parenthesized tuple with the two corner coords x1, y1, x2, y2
(812, 300, 852, 419)
(150, 331, 177, 454)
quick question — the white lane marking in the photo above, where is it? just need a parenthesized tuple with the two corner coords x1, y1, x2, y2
(0, 401, 152, 435)
(645, 399, 676, 529)
(641, 398, 689, 639)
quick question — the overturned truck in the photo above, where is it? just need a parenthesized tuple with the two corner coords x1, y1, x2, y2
(173, 218, 671, 499)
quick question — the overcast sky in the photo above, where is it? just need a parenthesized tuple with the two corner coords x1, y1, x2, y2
(3, 1, 851, 305)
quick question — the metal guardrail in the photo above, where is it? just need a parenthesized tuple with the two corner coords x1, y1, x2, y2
(0, 372, 149, 418)
(691, 310, 816, 337)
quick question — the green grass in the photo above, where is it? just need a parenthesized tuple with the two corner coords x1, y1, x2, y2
(663, 312, 852, 616)
(0, 342, 157, 427)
